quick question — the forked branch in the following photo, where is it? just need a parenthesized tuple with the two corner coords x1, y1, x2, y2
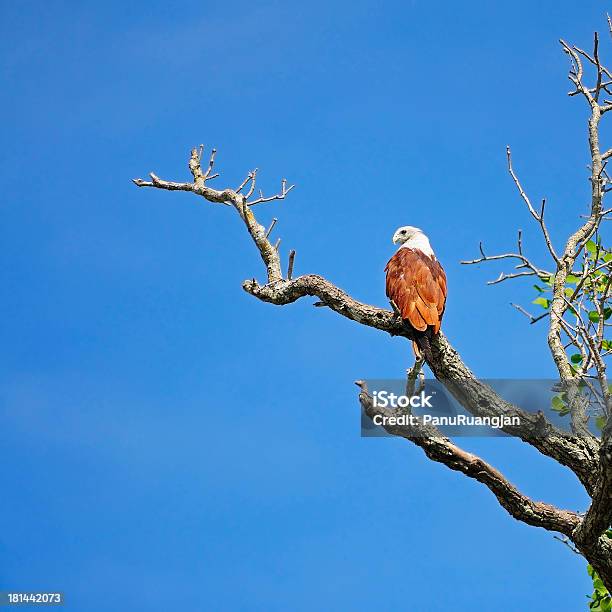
(356, 380, 581, 535)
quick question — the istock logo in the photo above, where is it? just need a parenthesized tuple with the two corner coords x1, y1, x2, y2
(372, 390, 434, 409)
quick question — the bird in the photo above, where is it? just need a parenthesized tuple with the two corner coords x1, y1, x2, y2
(385, 226, 447, 362)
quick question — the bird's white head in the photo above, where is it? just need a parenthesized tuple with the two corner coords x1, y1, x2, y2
(392, 225, 424, 245)
(391, 225, 434, 257)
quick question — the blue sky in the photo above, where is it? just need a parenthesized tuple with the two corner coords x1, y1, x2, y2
(0, 1, 608, 609)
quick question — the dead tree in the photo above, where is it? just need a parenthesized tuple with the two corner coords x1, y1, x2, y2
(133, 25, 612, 591)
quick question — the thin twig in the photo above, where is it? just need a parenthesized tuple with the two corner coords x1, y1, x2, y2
(287, 249, 296, 280)
(265, 217, 278, 239)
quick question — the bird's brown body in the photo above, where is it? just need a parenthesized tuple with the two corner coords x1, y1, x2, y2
(385, 247, 447, 335)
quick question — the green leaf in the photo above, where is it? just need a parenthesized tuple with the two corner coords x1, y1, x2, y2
(533, 284, 545, 293)
(605, 308, 612, 321)
(533, 297, 550, 309)
(587, 240, 599, 255)
(596, 416, 607, 433)
(587, 565, 612, 610)
(571, 353, 583, 364)
(589, 565, 597, 579)
(566, 274, 580, 284)
(552, 389, 571, 414)
(589, 311, 601, 323)
(551, 396, 565, 411)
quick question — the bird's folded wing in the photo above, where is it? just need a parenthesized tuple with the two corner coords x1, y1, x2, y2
(385, 248, 447, 334)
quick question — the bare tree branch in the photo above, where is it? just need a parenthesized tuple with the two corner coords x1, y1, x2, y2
(287, 249, 296, 280)
(248, 178, 295, 206)
(356, 381, 581, 535)
(461, 230, 553, 284)
(511, 302, 550, 325)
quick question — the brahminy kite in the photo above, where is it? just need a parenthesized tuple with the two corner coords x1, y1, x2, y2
(385, 226, 447, 360)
